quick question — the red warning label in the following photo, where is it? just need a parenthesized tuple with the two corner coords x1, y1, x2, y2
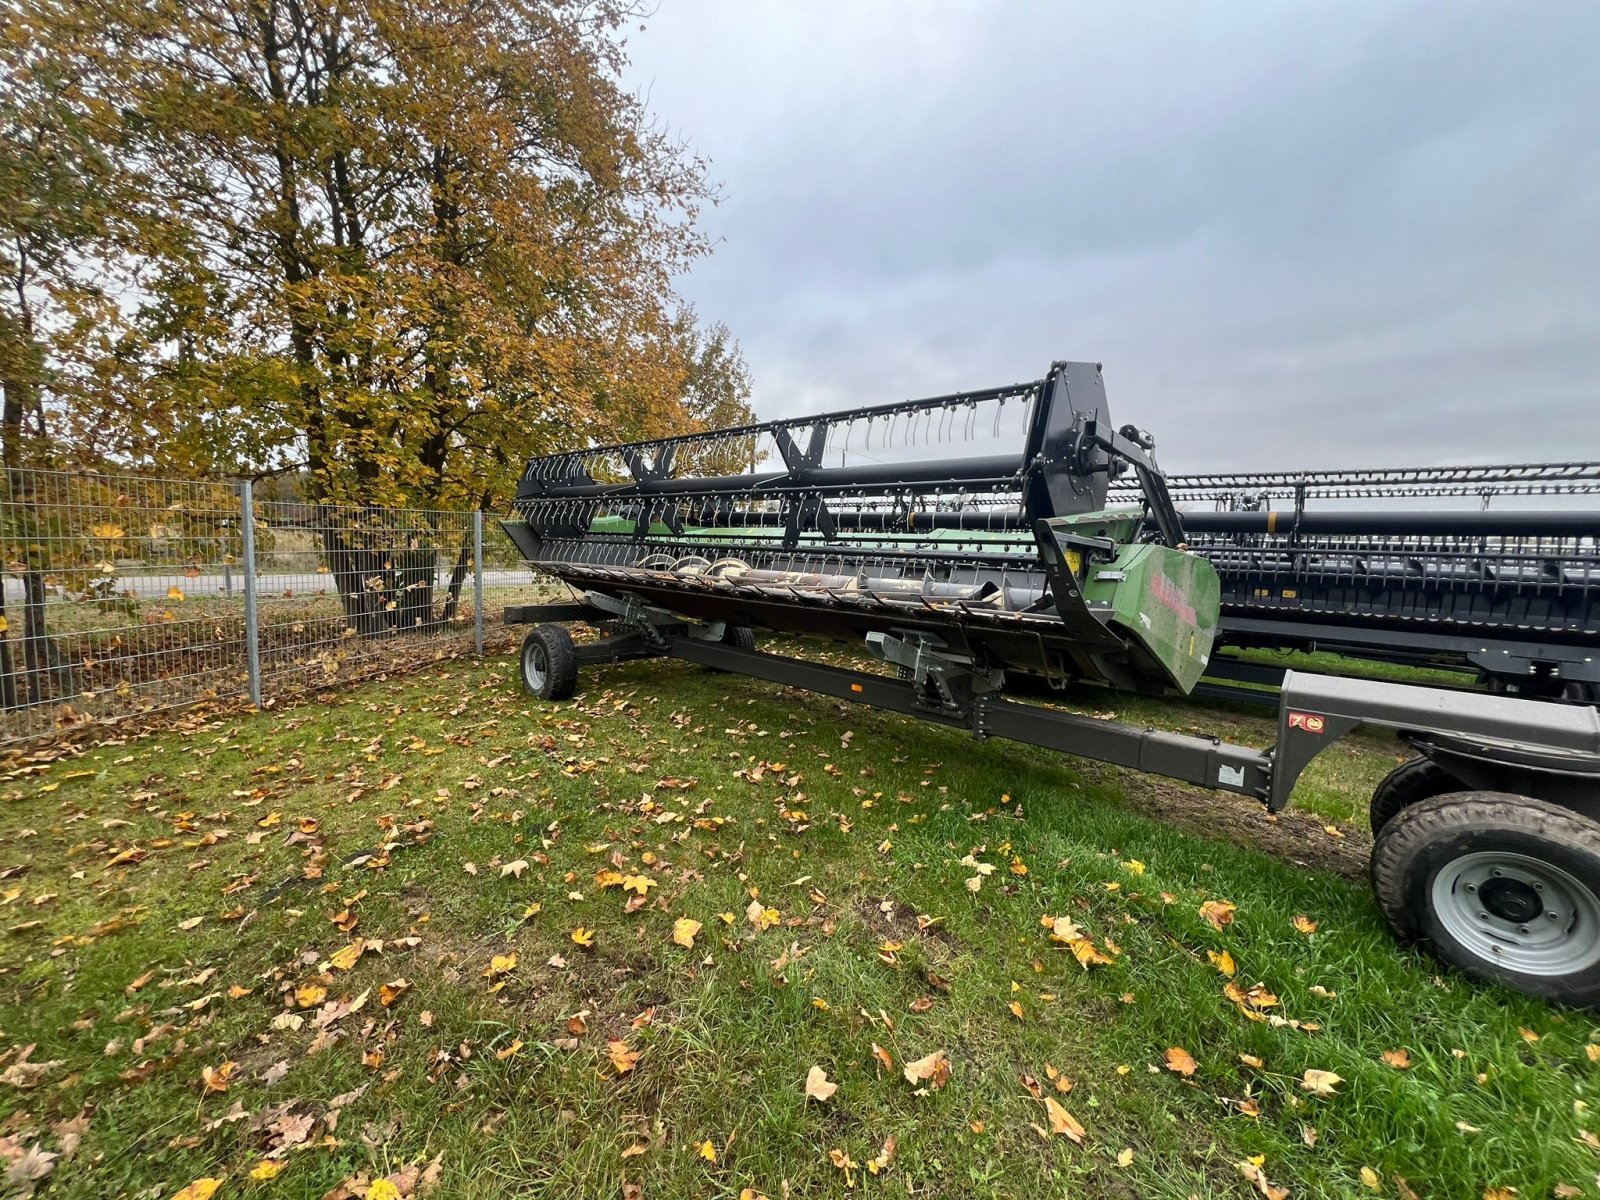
(1287, 712, 1326, 734)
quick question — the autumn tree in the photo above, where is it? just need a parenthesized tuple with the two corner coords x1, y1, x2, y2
(6, 0, 752, 634)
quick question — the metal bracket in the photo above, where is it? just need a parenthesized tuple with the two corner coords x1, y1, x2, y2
(864, 630, 1005, 714)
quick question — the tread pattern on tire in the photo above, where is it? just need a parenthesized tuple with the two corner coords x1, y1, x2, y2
(724, 625, 757, 653)
(1370, 793, 1600, 1005)
(521, 625, 578, 700)
(1369, 755, 1464, 834)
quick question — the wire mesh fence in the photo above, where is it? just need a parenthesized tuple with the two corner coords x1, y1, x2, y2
(0, 466, 547, 748)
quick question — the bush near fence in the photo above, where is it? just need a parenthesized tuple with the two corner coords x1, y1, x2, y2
(0, 467, 546, 747)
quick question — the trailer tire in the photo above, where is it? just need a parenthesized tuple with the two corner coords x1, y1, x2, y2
(1371, 793, 1600, 1007)
(705, 625, 758, 673)
(519, 625, 578, 701)
(1369, 756, 1464, 834)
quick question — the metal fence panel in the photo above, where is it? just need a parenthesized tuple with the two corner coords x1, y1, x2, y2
(0, 468, 247, 744)
(0, 465, 554, 749)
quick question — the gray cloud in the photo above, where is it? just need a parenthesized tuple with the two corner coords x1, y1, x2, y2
(625, 1, 1600, 471)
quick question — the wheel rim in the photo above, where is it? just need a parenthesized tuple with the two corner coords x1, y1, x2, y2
(1431, 850, 1600, 976)
(523, 641, 548, 691)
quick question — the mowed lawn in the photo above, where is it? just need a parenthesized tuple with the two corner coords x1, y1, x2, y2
(2, 645, 1598, 1200)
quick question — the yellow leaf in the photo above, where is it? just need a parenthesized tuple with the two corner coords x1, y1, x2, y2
(172, 1179, 224, 1200)
(1382, 1047, 1412, 1069)
(571, 927, 595, 947)
(249, 1160, 285, 1181)
(1116, 1147, 1134, 1168)
(1208, 948, 1236, 977)
(695, 1139, 717, 1163)
(1360, 1166, 1381, 1191)
(1008, 1000, 1025, 1020)
(1067, 937, 1111, 968)
(0, 615, 7, 633)
(1199, 899, 1237, 930)
(746, 899, 780, 931)
(378, 979, 409, 1007)
(368, 1181, 403, 1200)
(167, 585, 186, 602)
(621, 873, 655, 896)
(496, 1039, 523, 1061)
(295, 984, 327, 1008)
(483, 953, 517, 977)
(1165, 1046, 1197, 1076)
(1043, 1096, 1085, 1142)
(1292, 914, 1320, 935)
(804, 1065, 837, 1102)
(608, 1039, 640, 1074)
(1121, 859, 1146, 876)
(328, 941, 365, 972)
(672, 918, 702, 949)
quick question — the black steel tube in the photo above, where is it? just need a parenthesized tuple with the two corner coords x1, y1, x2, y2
(1179, 510, 1600, 537)
(530, 454, 1026, 500)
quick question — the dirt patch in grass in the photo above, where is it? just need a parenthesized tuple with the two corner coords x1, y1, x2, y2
(1103, 772, 1373, 879)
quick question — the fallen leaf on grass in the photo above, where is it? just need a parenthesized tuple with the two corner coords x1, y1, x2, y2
(500, 860, 529, 879)
(1164, 1047, 1197, 1077)
(902, 1050, 950, 1091)
(379, 979, 410, 1007)
(482, 953, 517, 977)
(1360, 1166, 1382, 1191)
(1208, 948, 1236, 977)
(1043, 1096, 1084, 1142)
(867, 1134, 898, 1175)
(249, 1160, 286, 1181)
(4, 1144, 58, 1192)
(200, 1060, 236, 1093)
(495, 1039, 523, 1062)
(1382, 1048, 1412, 1069)
(695, 1139, 717, 1163)
(871, 1043, 893, 1073)
(608, 1040, 640, 1075)
(745, 900, 780, 932)
(1237, 1157, 1289, 1200)
(672, 918, 702, 948)
(804, 1066, 837, 1102)
(571, 927, 595, 947)
(1199, 899, 1237, 930)
(1300, 1068, 1343, 1097)
(172, 1179, 223, 1200)
(1292, 914, 1320, 935)
(1116, 1147, 1134, 1168)
(329, 941, 365, 972)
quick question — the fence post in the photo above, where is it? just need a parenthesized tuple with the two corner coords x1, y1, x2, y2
(240, 480, 263, 708)
(472, 509, 485, 656)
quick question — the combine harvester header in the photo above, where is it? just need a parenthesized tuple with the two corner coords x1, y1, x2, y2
(502, 361, 1600, 1008)
(504, 362, 1217, 697)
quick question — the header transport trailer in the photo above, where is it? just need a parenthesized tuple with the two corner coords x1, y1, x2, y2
(500, 362, 1600, 1008)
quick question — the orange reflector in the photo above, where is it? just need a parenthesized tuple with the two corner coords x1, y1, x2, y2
(850, 683, 864, 693)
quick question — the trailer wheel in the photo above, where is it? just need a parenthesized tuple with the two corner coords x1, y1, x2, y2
(723, 625, 758, 653)
(519, 625, 577, 701)
(1371, 793, 1600, 1006)
(1369, 755, 1464, 834)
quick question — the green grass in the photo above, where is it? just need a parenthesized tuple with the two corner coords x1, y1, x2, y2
(1, 647, 1597, 1199)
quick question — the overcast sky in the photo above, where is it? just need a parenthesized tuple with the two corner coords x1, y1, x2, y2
(622, 1, 1600, 472)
